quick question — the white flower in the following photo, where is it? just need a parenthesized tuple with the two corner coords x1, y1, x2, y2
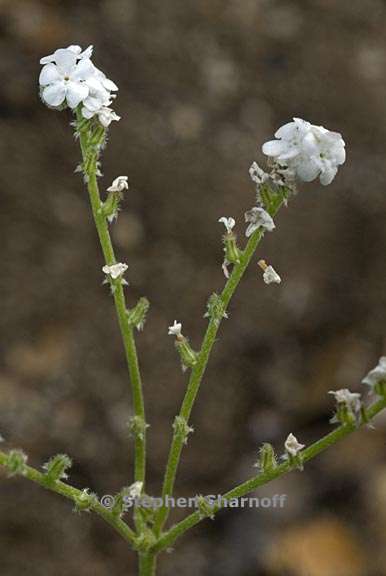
(80, 65, 118, 120)
(245, 207, 275, 237)
(362, 357, 386, 389)
(329, 388, 362, 426)
(284, 433, 305, 457)
(329, 388, 361, 406)
(39, 47, 95, 108)
(218, 217, 236, 234)
(329, 388, 361, 409)
(95, 107, 120, 128)
(102, 262, 128, 280)
(249, 162, 269, 185)
(128, 481, 143, 499)
(262, 118, 346, 186)
(262, 265, 281, 285)
(107, 176, 129, 193)
(168, 320, 182, 337)
(40, 44, 93, 65)
(39, 45, 119, 122)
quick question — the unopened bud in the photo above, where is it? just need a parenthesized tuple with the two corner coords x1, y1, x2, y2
(127, 297, 150, 331)
(175, 337, 198, 371)
(73, 489, 98, 513)
(173, 416, 194, 445)
(43, 453, 72, 483)
(196, 495, 215, 520)
(254, 443, 277, 473)
(128, 415, 149, 441)
(6, 450, 27, 477)
(204, 293, 228, 326)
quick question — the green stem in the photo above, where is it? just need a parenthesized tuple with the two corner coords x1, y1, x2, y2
(139, 553, 157, 576)
(0, 450, 136, 546)
(154, 198, 285, 534)
(152, 395, 386, 553)
(76, 114, 147, 487)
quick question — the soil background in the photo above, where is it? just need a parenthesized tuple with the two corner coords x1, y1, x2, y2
(1, 1, 386, 575)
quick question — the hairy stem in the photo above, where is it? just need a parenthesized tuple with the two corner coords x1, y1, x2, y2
(152, 395, 386, 552)
(154, 195, 286, 534)
(76, 114, 147, 487)
(0, 450, 137, 546)
(139, 553, 157, 576)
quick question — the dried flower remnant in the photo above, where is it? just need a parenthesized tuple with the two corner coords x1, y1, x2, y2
(258, 260, 281, 285)
(245, 207, 275, 237)
(107, 176, 129, 193)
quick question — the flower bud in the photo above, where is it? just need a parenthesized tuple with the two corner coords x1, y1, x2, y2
(204, 293, 228, 326)
(254, 443, 277, 473)
(223, 232, 241, 265)
(128, 415, 149, 441)
(73, 489, 98, 513)
(175, 338, 198, 371)
(6, 450, 27, 477)
(196, 495, 215, 520)
(127, 297, 150, 331)
(173, 416, 194, 445)
(43, 453, 72, 483)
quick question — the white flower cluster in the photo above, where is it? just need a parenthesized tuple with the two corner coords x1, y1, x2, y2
(262, 118, 346, 186)
(39, 45, 120, 127)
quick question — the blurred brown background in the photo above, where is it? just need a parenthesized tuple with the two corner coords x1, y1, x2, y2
(1, 0, 386, 574)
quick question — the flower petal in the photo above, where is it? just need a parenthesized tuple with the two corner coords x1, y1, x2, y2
(102, 77, 118, 91)
(81, 106, 94, 119)
(65, 81, 89, 108)
(262, 140, 287, 157)
(42, 82, 66, 107)
(83, 95, 104, 112)
(72, 58, 95, 81)
(319, 165, 337, 185)
(80, 45, 93, 59)
(54, 49, 77, 74)
(39, 63, 61, 86)
(295, 159, 320, 182)
(66, 45, 82, 55)
(275, 121, 296, 139)
(40, 53, 55, 65)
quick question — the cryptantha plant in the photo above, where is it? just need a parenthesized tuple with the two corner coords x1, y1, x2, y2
(1, 45, 385, 576)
